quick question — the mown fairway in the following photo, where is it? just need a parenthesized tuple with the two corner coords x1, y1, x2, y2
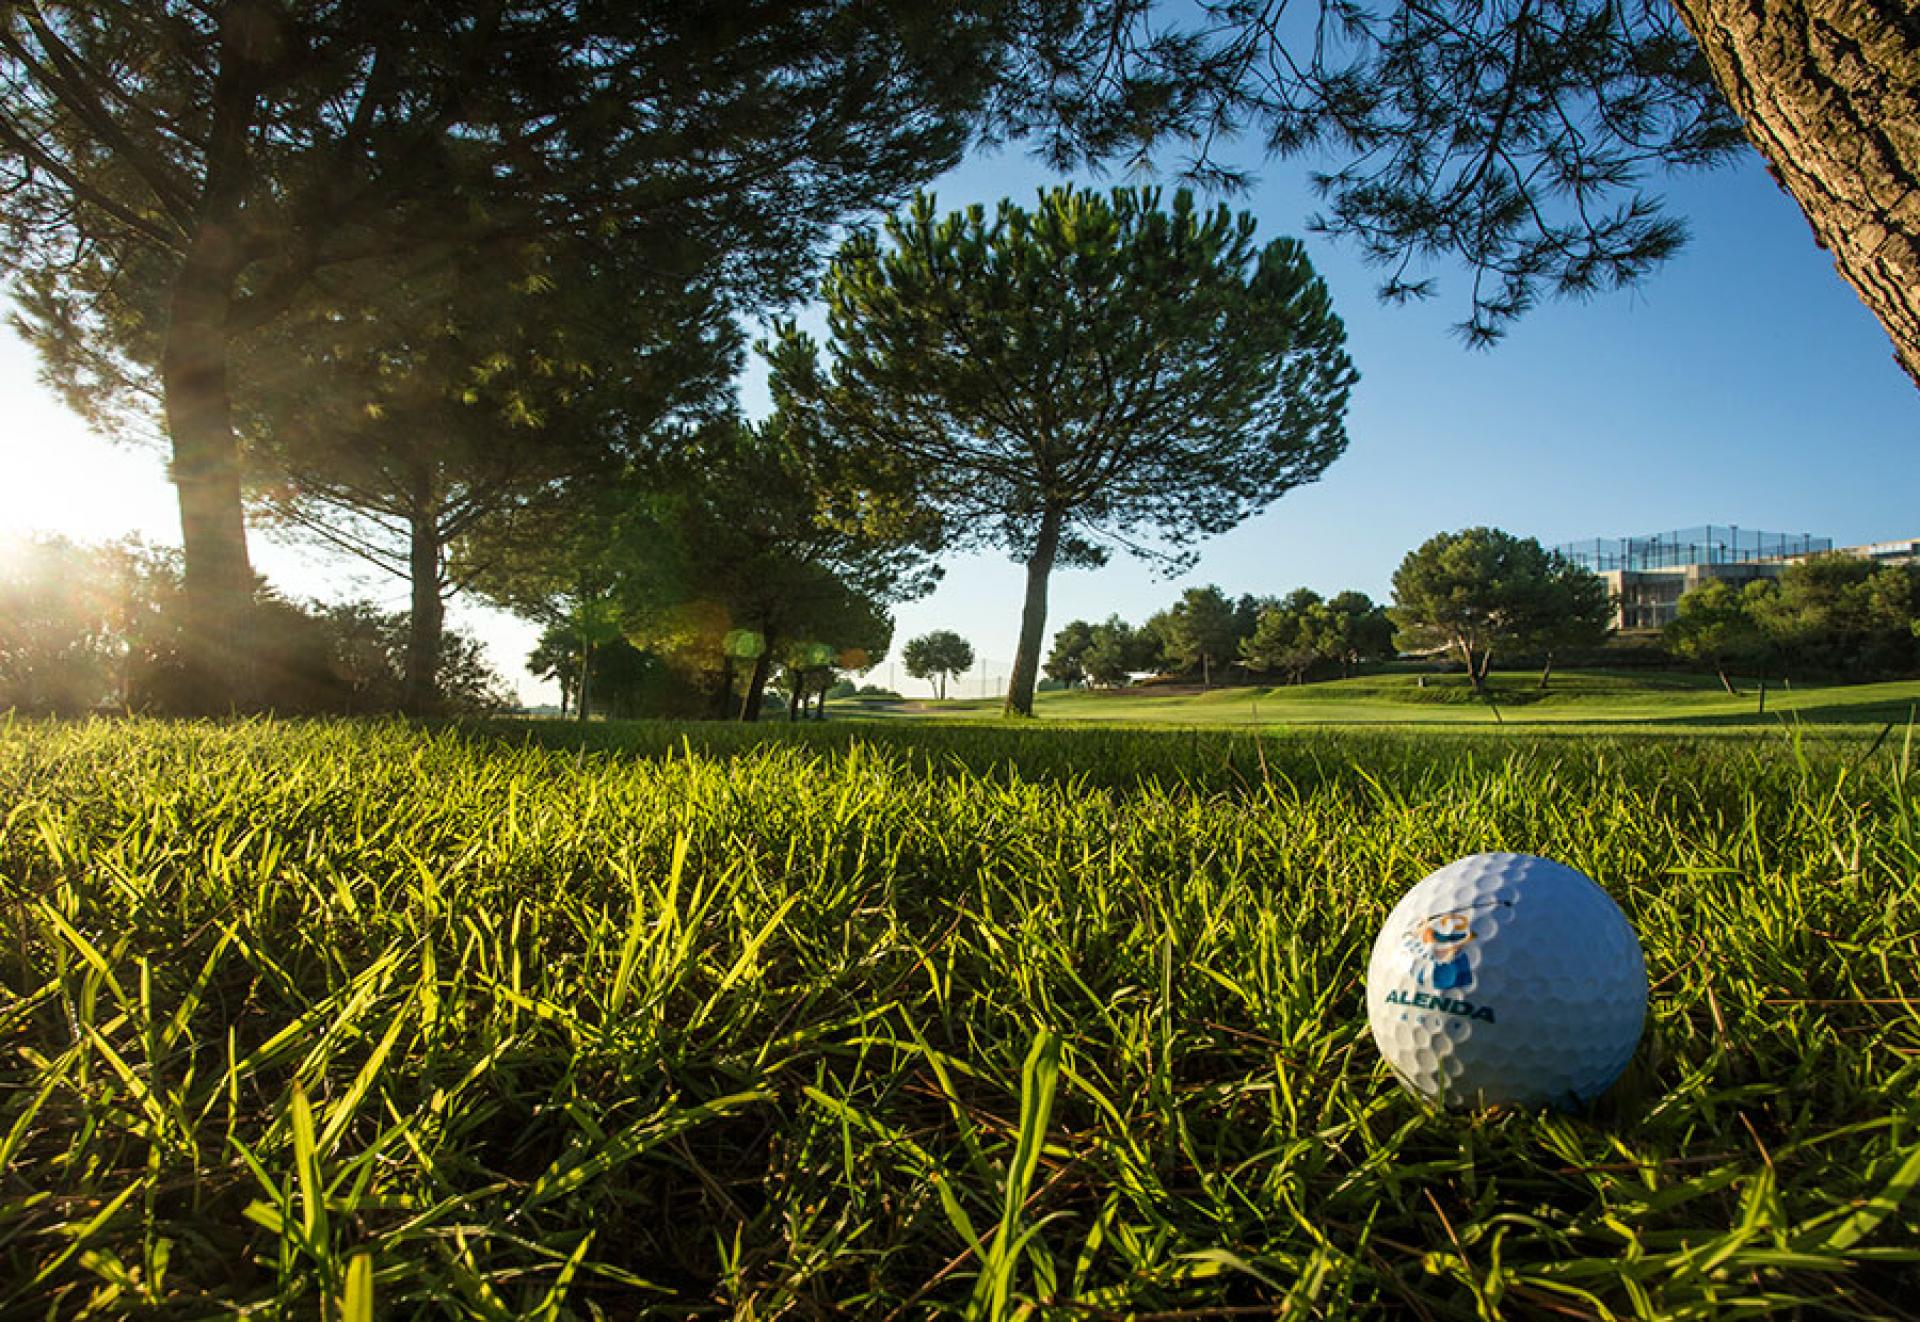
(876, 672, 1920, 733)
(3, 717, 1919, 1317)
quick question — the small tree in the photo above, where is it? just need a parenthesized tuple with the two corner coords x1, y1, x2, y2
(1665, 580, 1769, 694)
(769, 185, 1354, 717)
(1324, 591, 1396, 676)
(1082, 616, 1157, 688)
(1044, 620, 1096, 687)
(1241, 590, 1329, 685)
(469, 417, 927, 722)
(1390, 527, 1563, 691)
(1515, 555, 1613, 689)
(1156, 585, 1247, 688)
(903, 630, 975, 699)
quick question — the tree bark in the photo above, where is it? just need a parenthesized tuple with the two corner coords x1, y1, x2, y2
(404, 492, 444, 717)
(159, 9, 269, 712)
(740, 647, 773, 722)
(576, 641, 593, 722)
(1537, 653, 1554, 690)
(162, 240, 254, 713)
(1459, 638, 1485, 691)
(1669, 0, 1920, 389)
(1004, 506, 1066, 717)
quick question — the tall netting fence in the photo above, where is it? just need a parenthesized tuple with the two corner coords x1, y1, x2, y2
(1554, 527, 1831, 574)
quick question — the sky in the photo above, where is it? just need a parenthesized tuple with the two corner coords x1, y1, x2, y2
(3, 138, 1917, 703)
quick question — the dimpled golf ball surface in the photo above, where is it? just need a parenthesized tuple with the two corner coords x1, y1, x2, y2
(1366, 853, 1646, 1108)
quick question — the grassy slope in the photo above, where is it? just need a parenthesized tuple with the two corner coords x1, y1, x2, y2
(3, 718, 1918, 1316)
(863, 670, 1920, 732)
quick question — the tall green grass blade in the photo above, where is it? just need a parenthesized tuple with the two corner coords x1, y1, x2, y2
(341, 1252, 373, 1322)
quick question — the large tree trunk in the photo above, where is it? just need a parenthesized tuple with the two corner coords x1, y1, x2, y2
(404, 492, 444, 717)
(740, 647, 773, 722)
(1004, 506, 1066, 717)
(1670, 0, 1920, 389)
(162, 246, 254, 714)
(160, 11, 268, 712)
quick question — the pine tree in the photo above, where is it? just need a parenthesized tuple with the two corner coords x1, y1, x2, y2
(0, 1, 1022, 706)
(769, 186, 1354, 717)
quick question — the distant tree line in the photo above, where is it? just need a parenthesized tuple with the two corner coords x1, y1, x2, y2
(1041, 528, 1920, 700)
(1667, 557, 1920, 690)
(1043, 529, 1609, 694)
(1045, 585, 1395, 689)
(1042, 526, 1614, 694)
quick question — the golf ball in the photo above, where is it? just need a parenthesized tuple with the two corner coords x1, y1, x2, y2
(1365, 852, 1646, 1108)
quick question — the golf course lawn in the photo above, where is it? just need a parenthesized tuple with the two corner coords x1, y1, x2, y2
(4, 714, 1917, 1315)
(856, 669, 1920, 733)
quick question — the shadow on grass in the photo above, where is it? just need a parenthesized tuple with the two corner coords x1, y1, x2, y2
(462, 709, 1894, 799)
(1639, 699, 1920, 729)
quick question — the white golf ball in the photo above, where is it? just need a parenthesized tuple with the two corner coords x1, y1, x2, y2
(1365, 852, 1647, 1108)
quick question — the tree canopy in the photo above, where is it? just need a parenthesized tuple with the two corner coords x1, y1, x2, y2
(1239, 590, 1329, 686)
(770, 184, 1354, 716)
(1390, 527, 1609, 689)
(991, 0, 1743, 347)
(1664, 578, 1772, 693)
(1149, 587, 1255, 688)
(1666, 558, 1920, 689)
(469, 417, 930, 721)
(987, 1, 1916, 387)
(0, 0, 1031, 707)
(903, 631, 976, 699)
(243, 232, 739, 713)
(1241, 588, 1395, 683)
(1513, 554, 1615, 688)
(1744, 557, 1920, 679)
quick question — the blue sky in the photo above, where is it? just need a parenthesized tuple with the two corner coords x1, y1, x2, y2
(3, 137, 1916, 701)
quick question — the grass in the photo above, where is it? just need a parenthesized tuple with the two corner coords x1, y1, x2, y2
(2, 715, 1919, 1317)
(868, 670, 1920, 733)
